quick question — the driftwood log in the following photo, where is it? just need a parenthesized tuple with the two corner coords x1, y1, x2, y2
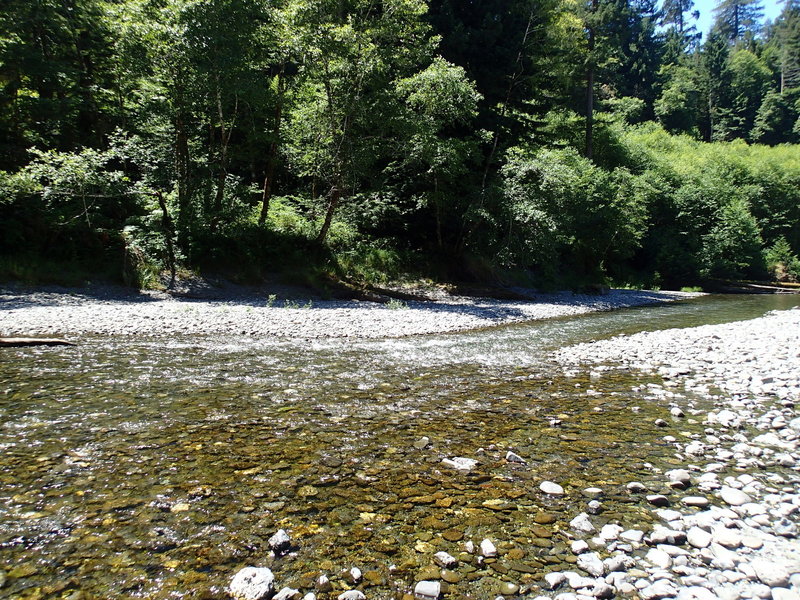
(0, 338, 76, 347)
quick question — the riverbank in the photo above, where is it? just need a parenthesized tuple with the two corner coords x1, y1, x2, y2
(540, 309, 800, 600)
(0, 284, 697, 339)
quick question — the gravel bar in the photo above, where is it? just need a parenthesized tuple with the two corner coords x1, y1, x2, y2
(0, 286, 697, 339)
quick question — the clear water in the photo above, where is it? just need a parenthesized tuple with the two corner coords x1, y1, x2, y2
(1, 294, 798, 600)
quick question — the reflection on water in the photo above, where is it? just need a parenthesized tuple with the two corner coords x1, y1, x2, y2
(1, 294, 798, 599)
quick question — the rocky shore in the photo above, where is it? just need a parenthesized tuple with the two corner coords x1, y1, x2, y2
(0, 285, 695, 339)
(536, 309, 800, 600)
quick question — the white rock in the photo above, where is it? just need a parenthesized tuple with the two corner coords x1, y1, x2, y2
(545, 572, 567, 590)
(274, 588, 300, 600)
(676, 586, 719, 600)
(338, 591, 366, 600)
(599, 524, 623, 541)
(687, 526, 713, 548)
(619, 529, 644, 543)
(719, 487, 751, 506)
(349, 567, 362, 584)
(751, 559, 791, 588)
(640, 579, 678, 600)
(712, 528, 742, 549)
(414, 581, 441, 600)
(506, 451, 526, 464)
(645, 548, 672, 570)
(541, 481, 565, 495)
(571, 540, 590, 554)
(570, 512, 596, 534)
(433, 551, 457, 568)
(772, 589, 800, 600)
(268, 529, 291, 552)
(442, 457, 477, 471)
(230, 567, 276, 600)
(480, 538, 497, 558)
(577, 552, 604, 577)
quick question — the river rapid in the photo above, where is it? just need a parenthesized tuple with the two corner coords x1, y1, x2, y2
(1, 294, 799, 600)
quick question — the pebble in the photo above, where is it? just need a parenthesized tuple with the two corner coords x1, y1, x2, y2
(442, 457, 477, 471)
(338, 592, 366, 600)
(480, 539, 498, 558)
(686, 527, 712, 548)
(570, 513, 596, 534)
(540, 481, 565, 495)
(682, 496, 710, 508)
(268, 529, 291, 553)
(577, 552, 605, 577)
(719, 487, 752, 506)
(506, 451, 526, 464)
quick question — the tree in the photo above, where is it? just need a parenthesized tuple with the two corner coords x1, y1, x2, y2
(285, 0, 433, 244)
(655, 65, 702, 133)
(395, 58, 481, 248)
(713, 0, 764, 43)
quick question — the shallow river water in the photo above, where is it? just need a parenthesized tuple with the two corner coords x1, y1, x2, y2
(2, 294, 799, 600)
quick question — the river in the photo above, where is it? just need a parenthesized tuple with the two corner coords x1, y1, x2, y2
(1, 294, 799, 600)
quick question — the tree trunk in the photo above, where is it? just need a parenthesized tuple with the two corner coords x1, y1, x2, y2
(175, 79, 191, 250)
(316, 186, 341, 244)
(585, 0, 597, 160)
(259, 75, 284, 225)
(156, 191, 177, 288)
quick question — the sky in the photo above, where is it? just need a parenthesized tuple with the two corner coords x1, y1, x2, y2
(691, 0, 783, 36)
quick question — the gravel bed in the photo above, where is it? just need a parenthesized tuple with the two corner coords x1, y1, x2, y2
(0, 286, 696, 339)
(536, 309, 800, 600)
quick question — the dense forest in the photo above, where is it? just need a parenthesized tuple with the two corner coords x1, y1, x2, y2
(2, 0, 800, 290)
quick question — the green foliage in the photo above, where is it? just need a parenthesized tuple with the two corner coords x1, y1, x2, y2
(764, 237, 800, 281)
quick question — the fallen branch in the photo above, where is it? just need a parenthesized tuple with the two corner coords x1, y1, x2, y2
(0, 338, 76, 347)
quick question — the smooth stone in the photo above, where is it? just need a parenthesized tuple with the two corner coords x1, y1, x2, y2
(442, 529, 463, 542)
(646, 548, 672, 570)
(647, 495, 670, 507)
(772, 589, 800, 600)
(666, 470, 692, 486)
(414, 437, 431, 449)
(687, 527, 712, 549)
(592, 581, 615, 599)
(712, 528, 742, 549)
(316, 576, 333, 592)
(440, 570, 461, 584)
(640, 580, 678, 600)
(500, 582, 520, 595)
(584, 488, 604, 497)
(230, 567, 275, 600)
(627, 482, 647, 493)
(338, 592, 366, 600)
(751, 559, 791, 587)
(541, 481, 565, 496)
(619, 529, 644, 543)
(535, 513, 557, 525)
(349, 567, 362, 584)
(676, 586, 719, 600)
(414, 581, 441, 600)
(682, 496, 710, 508)
(719, 487, 751, 507)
